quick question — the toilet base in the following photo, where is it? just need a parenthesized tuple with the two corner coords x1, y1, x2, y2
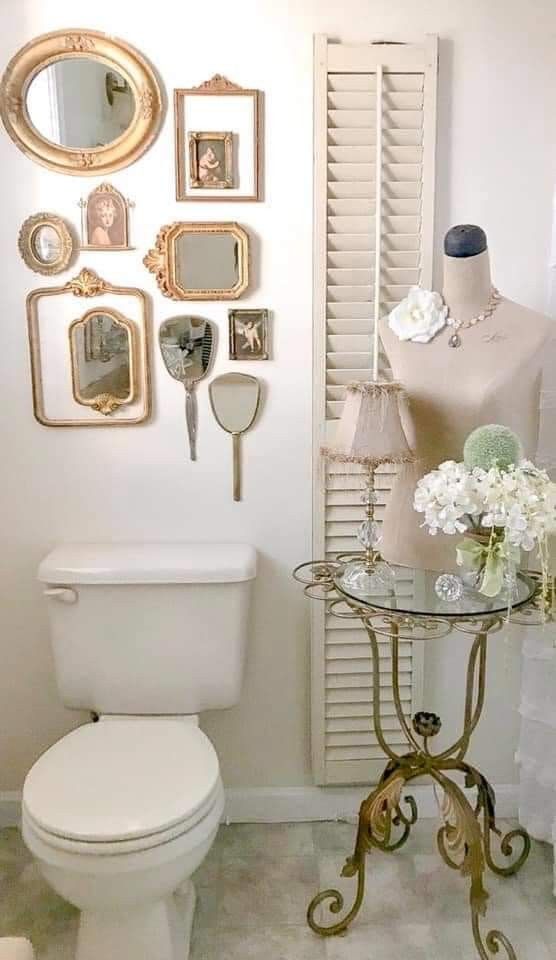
(76, 880, 196, 960)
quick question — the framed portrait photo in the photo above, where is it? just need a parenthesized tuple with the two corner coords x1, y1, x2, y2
(189, 131, 233, 189)
(175, 75, 262, 202)
(79, 183, 132, 251)
(229, 308, 269, 360)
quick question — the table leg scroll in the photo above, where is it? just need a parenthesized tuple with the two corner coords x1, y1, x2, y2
(433, 770, 520, 960)
(306, 762, 418, 937)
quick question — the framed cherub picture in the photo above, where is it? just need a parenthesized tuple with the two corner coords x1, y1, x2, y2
(189, 132, 233, 189)
(175, 75, 262, 202)
(229, 309, 269, 360)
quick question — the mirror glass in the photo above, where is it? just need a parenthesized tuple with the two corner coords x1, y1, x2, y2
(31, 224, 61, 263)
(174, 233, 239, 292)
(209, 373, 259, 433)
(159, 316, 214, 384)
(72, 313, 131, 402)
(27, 58, 135, 148)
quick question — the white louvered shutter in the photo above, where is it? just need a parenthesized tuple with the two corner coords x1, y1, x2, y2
(312, 35, 438, 785)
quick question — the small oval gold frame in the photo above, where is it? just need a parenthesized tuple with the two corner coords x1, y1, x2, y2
(18, 212, 74, 275)
(0, 28, 163, 175)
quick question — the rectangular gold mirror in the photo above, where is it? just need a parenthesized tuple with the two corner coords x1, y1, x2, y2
(27, 268, 150, 426)
(143, 222, 249, 301)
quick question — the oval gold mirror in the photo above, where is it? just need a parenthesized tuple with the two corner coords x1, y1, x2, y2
(18, 212, 74, 275)
(1, 30, 163, 174)
(209, 372, 261, 501)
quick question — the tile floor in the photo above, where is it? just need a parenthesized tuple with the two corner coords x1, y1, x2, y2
(0, 819, 554, 958)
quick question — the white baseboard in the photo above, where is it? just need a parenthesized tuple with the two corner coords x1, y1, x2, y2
(0, 784, 519, 830)
(222, 783, 519, 823)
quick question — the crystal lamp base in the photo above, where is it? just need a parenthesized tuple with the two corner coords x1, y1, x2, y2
(341, 559, 395, 595)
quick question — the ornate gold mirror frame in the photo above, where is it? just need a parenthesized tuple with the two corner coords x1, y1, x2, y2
(0, 29, 163, 175)
(69, 307, 137, 416)
(143, 221, 249, 300)
(18, 212, 74, 275)
(27, 268, 151, 427)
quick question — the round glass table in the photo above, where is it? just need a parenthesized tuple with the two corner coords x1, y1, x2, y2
(293, 559, 543, 960)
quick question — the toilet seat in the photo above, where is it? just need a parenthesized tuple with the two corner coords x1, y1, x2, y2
(23, 719, 221, 855)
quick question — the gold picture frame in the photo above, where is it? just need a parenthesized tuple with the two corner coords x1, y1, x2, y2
(175, 75, 262, 201)
(27, 268, 151, 427)
(189, 131, 233, 189)
(79, 182, 133, 250)
(0, 29, 163, 175)
(143, 221, 249, 301)
(69, 308, 136, 416)
(229, 309, 269, 360)
(18, 212, 74, 275)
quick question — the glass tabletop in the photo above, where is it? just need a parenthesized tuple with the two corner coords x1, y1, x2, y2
(334, 565, 537, 619)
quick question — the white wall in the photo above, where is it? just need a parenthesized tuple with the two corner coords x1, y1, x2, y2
(1, 0, 555, 795)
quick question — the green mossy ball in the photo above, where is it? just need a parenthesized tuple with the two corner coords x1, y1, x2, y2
(463, 424, 522, 472)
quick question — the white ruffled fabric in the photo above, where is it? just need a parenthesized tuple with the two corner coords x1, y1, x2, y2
(517, 630, 556, 889)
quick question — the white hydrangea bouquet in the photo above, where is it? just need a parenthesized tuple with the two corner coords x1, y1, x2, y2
(414, 425, 556, 598)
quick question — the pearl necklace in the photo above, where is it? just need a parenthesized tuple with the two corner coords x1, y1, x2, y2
(446, 286, 502, 348)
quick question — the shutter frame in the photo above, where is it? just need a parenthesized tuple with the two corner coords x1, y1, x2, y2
(311, 34, 438, 786)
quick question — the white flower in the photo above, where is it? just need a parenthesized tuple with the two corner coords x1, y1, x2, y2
(414, 458, 556, 552)
(388, 287, 448, 344)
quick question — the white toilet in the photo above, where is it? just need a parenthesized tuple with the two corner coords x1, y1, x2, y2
(22, 542, 256, 960)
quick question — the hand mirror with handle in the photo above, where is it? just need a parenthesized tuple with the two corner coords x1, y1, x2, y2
(159, 316, 215, 460)
(209, 373, 261, 501)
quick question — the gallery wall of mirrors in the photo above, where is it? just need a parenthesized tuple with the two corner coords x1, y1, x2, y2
(1, 27, 269, 499)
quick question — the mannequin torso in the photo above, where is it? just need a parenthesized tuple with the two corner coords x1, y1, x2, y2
(379, 247, 552, 571)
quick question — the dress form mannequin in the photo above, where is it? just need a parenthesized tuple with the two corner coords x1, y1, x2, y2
(379, 225, 553, 572)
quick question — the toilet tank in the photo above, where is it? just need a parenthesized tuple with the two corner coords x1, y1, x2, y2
(38, 543, 256, 715)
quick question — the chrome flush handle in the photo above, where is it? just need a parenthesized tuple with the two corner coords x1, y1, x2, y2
(43, 587, 78, 605)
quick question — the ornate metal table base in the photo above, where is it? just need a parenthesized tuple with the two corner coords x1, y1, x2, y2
(293, 559, 544, 960)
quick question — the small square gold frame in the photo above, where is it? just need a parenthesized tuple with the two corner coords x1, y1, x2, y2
(229, 308, 269, 361)
(189, 131, 233, 190)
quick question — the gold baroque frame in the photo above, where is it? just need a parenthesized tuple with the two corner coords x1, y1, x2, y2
(18, 212, 74, 275)
(189, 131, 233, 189)
(143, 222, 249, 301)
(79, 182, 133, 250)
(175, 75, 262, 201)
(0, 29, 163, 175)
(27, 268, 151, 427)
(69, 308, 137, 416)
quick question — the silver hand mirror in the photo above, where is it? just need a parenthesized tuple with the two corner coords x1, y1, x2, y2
(159, 316, 215, 460)
(209, 373, 261, 501)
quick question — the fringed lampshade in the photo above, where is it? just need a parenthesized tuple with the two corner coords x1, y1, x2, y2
(322, 381, 415, 594)
(322, 381, 414, 467)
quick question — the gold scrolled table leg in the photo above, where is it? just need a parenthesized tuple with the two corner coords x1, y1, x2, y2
(306, 761, 420, 937)
(307, 618, 422, 937)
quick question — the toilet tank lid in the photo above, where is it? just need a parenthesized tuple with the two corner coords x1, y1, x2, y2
(38, 543, 257, 585)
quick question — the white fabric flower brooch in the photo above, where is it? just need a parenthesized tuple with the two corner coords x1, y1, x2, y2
(388, 286, 448, 344)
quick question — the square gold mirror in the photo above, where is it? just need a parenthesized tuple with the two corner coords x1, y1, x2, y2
(143, 222, 249, 300)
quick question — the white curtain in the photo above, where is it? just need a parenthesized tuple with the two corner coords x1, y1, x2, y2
(517, 192, 556, 891)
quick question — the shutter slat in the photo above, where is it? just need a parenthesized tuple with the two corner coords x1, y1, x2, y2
(328, 73, 424, 93)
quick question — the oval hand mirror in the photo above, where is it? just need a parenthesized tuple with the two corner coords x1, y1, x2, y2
(209, 373, 261, 501)
(159, 316, 215, 460)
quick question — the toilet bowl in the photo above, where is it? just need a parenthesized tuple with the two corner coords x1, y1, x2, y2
(22, 718, 224, 960)
(26, 542, 256, 959)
